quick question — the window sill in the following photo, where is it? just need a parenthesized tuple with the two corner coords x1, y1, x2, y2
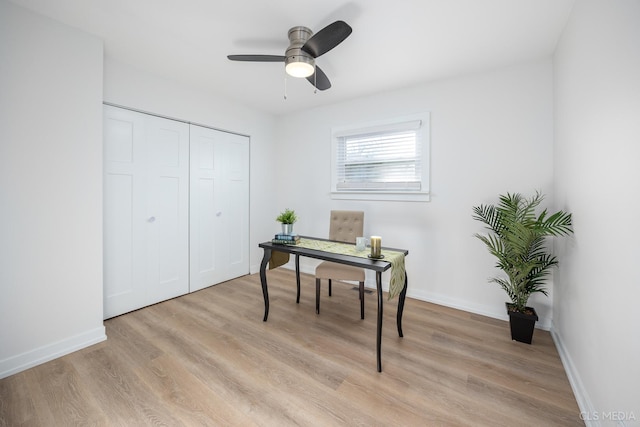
(331, 191, 430, 202)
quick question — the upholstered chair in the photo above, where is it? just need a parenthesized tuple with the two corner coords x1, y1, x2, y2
(315, 210, 366, 319)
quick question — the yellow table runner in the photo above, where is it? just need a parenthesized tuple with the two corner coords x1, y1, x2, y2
(295, 238, 406, 300)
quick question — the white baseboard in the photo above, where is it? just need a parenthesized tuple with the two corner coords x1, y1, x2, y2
(0, 326, 107, 379)
(251, 262, 553, 329)
(406, 289, 549, 331)
(550, 325, 598, 426)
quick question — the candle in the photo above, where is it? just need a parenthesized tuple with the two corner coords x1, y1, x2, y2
(370, 236, 382, 258)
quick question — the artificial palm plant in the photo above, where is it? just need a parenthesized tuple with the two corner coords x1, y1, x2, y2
(472, 192, 573, 314)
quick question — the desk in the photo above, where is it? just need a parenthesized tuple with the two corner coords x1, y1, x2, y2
(258, 237, 409, 372)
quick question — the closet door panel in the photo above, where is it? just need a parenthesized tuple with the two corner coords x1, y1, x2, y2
(103, 106, 148, 318)
(104, 174, 134, 296)
(146, 116, 190, 304)
(197, 177, 216, 272)
(190, 125, 221, 291)
(223, 133, 250, 279)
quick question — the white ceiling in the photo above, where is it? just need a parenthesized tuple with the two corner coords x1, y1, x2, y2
(10, 0, 575, 116)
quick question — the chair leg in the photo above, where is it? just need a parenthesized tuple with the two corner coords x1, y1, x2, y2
(359, 281, 365, 319)
(328, 279, 332, 296)
(316, 278, 321, 314)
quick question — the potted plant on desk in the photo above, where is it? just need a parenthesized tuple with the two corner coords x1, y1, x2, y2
(472, 192, 573, 344)
(276, 208, 298, 235)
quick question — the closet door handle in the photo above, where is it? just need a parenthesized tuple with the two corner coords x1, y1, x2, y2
(148, 216, 156, 223)
(216, 212, 222, 217)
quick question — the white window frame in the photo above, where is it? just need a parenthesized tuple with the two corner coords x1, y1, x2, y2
(331, 113, 430, 202)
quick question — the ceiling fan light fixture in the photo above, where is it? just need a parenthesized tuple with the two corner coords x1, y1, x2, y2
(285, 54, 315, 78)
(227, 21, 352, 91)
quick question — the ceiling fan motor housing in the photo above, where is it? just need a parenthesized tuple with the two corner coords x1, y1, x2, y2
(285, 26, 315, 76)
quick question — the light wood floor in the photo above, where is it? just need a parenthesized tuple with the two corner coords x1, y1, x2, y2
(0, 269, 583, 426)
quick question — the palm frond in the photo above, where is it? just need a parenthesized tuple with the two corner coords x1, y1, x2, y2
(537, 210, 573, 236)
(472, 204, 503, 234)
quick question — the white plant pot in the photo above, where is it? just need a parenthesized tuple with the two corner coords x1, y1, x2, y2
(281, 223, 293, 235)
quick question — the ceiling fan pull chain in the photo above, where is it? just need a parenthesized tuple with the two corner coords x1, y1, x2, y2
(314, 66, 317, 94)
(284, 75, 287, 100)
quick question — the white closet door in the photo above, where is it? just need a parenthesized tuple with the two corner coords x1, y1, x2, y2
(190, 124, 249, 292)
(103, 106, 147, 317)
(145, 115, 190, 305)
(103, 106, 189, 318)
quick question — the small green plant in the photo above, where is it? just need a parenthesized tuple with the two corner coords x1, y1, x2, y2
(472, 192, 573, 313)
(276, 208, 298, 224)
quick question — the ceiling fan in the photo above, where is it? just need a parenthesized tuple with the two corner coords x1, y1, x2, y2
(227, 20, 352, 91)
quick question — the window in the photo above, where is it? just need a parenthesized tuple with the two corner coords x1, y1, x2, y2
(331, 113, 430, 201)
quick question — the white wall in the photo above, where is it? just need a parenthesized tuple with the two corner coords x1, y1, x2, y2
(274, 59, 557, 328)
(0, 1, 105, 378)
(553, 0, 640, 425)
(103, 59, 278, 274)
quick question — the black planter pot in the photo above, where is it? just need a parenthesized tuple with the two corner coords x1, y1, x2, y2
(506, 303, 538, 344)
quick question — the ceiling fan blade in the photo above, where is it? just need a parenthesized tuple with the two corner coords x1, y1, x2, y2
(301, 21, 352, 58)
(227, 55, 285, 62)
(306, 66, 331, 91)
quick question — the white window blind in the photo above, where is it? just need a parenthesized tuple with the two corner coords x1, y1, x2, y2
(331, 114, 430, 201)
(334, 117, 427, 193)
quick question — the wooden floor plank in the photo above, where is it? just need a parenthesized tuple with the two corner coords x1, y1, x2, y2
(0, 269, 583, 426)
(0, 373, 37, 427)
